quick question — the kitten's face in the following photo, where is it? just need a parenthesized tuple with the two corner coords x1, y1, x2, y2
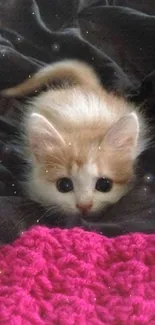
(29, 159, 129, 219)
(28, 122, 134, 219)
(26, 94, 139, 220)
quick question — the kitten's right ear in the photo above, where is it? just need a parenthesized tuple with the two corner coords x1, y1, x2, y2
(1, 60, 101, 98)
(28, 113, 65, 163)
(103, 112, 139, 159)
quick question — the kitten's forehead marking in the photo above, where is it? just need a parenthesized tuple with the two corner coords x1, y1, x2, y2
(71, 163, 98, 178)
(71, 163, 98, 192)
(70, 163, 98, 203)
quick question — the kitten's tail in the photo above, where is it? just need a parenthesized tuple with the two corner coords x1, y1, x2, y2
(1, 60, 101, 98)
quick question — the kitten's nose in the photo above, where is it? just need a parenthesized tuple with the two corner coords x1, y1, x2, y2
(76, 202, 93, 214)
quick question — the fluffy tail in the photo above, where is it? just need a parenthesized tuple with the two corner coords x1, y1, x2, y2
(1, 60, 101, 98)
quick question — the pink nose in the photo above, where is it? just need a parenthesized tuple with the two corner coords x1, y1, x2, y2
(76, 202, 93, 214)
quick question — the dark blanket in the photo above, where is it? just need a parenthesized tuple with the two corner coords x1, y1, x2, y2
(0, 0, 155, 243)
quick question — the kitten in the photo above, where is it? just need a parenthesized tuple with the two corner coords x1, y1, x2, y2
(1, 60, 149, 220)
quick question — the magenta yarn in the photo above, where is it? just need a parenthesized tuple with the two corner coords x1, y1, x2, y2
(0, 226, 155, 325)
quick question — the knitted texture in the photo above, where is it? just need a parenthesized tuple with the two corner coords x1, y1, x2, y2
(0, 227, 155, 325)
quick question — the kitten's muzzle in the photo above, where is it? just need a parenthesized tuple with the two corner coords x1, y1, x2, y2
(76, 202, 93, 214)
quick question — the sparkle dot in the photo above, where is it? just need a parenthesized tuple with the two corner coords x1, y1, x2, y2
(32, 12, 35, 15)
(68, 142, 71, 146)
(51, 43, 60, 52)
(35, 90, 38, 93)
(94, 297, 96, 301)
(28, 75, 31, 79)
(46, 170, 48, 173)
(14, 191, 17, 195)
(144, 173, 154, 184)
(92, 57, 94, 61)
(21, 231, 24, 235)
(17, 37, 21, 42)
(98, 146, 101, 150)
(36, 219, 40, 223)
(143, 187, 148, 192)
(86, 31, 89, 34)
(12, 183, 15, 187)
(1, 50, 6, 57)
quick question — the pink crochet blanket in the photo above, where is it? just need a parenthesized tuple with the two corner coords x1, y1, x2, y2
(0, 226, 155, 325)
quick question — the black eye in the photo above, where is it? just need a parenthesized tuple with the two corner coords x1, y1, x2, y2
(95, 177, 112, 192)
(56, 177, 73, 193)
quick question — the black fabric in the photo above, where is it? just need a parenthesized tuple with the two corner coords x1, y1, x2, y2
(1, 0, 155, 243)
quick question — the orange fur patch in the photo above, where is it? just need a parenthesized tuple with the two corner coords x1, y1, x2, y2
(40, 127, 134, 185)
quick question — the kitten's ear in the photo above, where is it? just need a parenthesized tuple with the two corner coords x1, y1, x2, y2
(28, 113, 65, 162)
(103, 112, 139, 159)
(0, 60, 101, 98)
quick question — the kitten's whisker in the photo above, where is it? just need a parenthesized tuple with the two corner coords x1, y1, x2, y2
(9, 214, 28, 233)
(37, 205, 59, 222)
(18, 201, 37, 208)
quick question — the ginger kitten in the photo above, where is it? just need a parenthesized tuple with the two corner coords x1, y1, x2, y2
(1, 60, 149, 220)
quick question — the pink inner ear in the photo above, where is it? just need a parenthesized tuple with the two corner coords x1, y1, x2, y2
(27, 113, 65, 162)
(103, 113, 139, 157)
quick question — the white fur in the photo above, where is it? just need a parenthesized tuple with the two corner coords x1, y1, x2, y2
(31, 88, 122, 126)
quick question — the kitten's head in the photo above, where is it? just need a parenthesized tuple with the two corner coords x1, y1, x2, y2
(26, 111, 140, 220)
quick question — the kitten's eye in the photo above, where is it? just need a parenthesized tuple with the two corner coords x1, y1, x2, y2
(95, 177, 112, 192)
(56, 177, 73, 193)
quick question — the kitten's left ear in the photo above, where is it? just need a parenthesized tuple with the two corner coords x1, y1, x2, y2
(103, 112, 139, 159)
(28, 113, 65, 162)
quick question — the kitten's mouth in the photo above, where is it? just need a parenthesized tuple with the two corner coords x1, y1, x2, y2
(80, 204, 111, 223)
(80, 211, 104, 223)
